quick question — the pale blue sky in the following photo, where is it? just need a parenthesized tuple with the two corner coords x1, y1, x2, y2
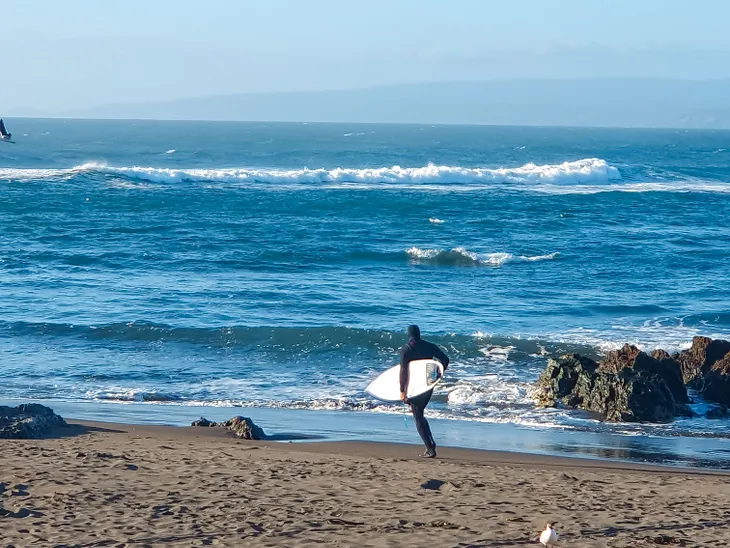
(3, 0, 730, 113)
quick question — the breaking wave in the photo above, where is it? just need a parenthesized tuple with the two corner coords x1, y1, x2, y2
(0, 246, 559, 271)
(3, 159, 728, 194)
(405, 247, 559, 266)
(76, 158, 621, 185)
(0, 320, 595, 357)
(0, 158, 618, 187)
(3, 319, 721, 357)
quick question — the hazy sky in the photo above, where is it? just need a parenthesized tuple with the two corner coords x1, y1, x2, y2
(3, 0, 730, 113)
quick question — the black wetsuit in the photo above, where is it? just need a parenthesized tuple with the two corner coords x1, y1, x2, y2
(399, 337, 449, 452)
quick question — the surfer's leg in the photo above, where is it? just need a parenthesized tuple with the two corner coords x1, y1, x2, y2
(410, 392, 436, 455)
(422, 390, 436, 450)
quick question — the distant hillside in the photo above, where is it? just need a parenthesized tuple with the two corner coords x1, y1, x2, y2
(65, 79, 730, 129)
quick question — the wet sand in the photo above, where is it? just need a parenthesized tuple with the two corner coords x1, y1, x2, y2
(1, 420, 730, 547)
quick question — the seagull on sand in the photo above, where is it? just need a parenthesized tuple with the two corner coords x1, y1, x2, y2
(539, 523, 559, 545)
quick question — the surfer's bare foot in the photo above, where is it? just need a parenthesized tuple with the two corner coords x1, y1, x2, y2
(420, 449, 436, 458)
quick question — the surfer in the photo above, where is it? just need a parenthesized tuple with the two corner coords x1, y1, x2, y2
(0, 119, 12, 141)
(399, 325, 450, 458)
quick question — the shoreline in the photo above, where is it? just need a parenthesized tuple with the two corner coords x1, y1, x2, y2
(64, 420, 730, 476)
(3, 418, 730, 547)
(4, 398, 730, 471)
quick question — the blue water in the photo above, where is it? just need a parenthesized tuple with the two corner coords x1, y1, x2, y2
(2, 119, 730, 449)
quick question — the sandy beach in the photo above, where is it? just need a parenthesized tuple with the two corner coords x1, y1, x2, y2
(1, 421, 729, 547)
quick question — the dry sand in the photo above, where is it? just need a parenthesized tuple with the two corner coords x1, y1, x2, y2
(2, 420, 730, 547)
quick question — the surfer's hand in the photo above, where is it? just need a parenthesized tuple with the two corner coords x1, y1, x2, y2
(400, 392, 407, 402)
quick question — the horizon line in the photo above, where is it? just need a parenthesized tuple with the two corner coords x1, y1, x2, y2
(4, 116, 730, 133)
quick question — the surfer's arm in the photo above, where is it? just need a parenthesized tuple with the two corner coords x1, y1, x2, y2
(399, 345, 410, 396)
(434, 345, 450, 370)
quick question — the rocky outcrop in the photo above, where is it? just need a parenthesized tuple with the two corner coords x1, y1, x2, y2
(599, 344, 689, 404)
(191, 417, 215, 427)
(191, 416, 265, 440)
(666, 337, 730, 406)
(701, 352, 730, 407)
(535, 337, 730, 422)
(534, 353, 598, 408)
(676, 336, 730, 386)
(649, 349, 690, 403)
(535, 352, 683, 423)
(705, 405, 729, 419)
(0, 404, 67, 439)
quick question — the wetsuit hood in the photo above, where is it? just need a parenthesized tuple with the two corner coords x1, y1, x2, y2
(407, 324, 421, 340)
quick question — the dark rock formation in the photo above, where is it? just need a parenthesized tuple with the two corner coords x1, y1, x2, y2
(534, 353, 598, 408)
(705, 405, 729, 419)
(535, 353, 681, 423)
(0, 404, 67, 439)
(701, 352, 730, 407)
(535, 337, 730, 422)
(600, 344, 689, 404)
(224, 416, 265, 440)
(191, 416, 265, 440)
(676, 336, 730, 386)
(649, 349, 690, 403)
(667, 337, 730, 405)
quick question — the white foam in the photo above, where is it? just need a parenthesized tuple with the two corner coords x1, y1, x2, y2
(521, 252, 560, 262)
(529, 324, 705, 355)
(446, 377, 536, 406)
(429, 217, 446, 224)
(105, 180, 156, 190)
(86, 387, 181, 403)
(62, 158, 621, 187)
(532, 181, 730, 195)
(480, 252, 513, 266)
(406, 247, 559, 266)
(0, 168, 73, 181)
(478, 345, 515, 360)
(165, 149, 176, 154)
(405, 247, 441, 259)
(6, 160, 730, 196)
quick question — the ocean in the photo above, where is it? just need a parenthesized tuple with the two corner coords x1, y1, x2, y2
(2, 119, 730, 464)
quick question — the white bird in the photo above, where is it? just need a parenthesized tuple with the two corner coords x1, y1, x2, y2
(539, 523, 559, 546)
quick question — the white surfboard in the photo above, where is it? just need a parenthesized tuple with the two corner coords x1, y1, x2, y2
(365, 359, 444, 402)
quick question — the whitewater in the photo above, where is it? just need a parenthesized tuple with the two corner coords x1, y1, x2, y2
(3, 119, 730, 450)
(4, 157, 729, 195)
